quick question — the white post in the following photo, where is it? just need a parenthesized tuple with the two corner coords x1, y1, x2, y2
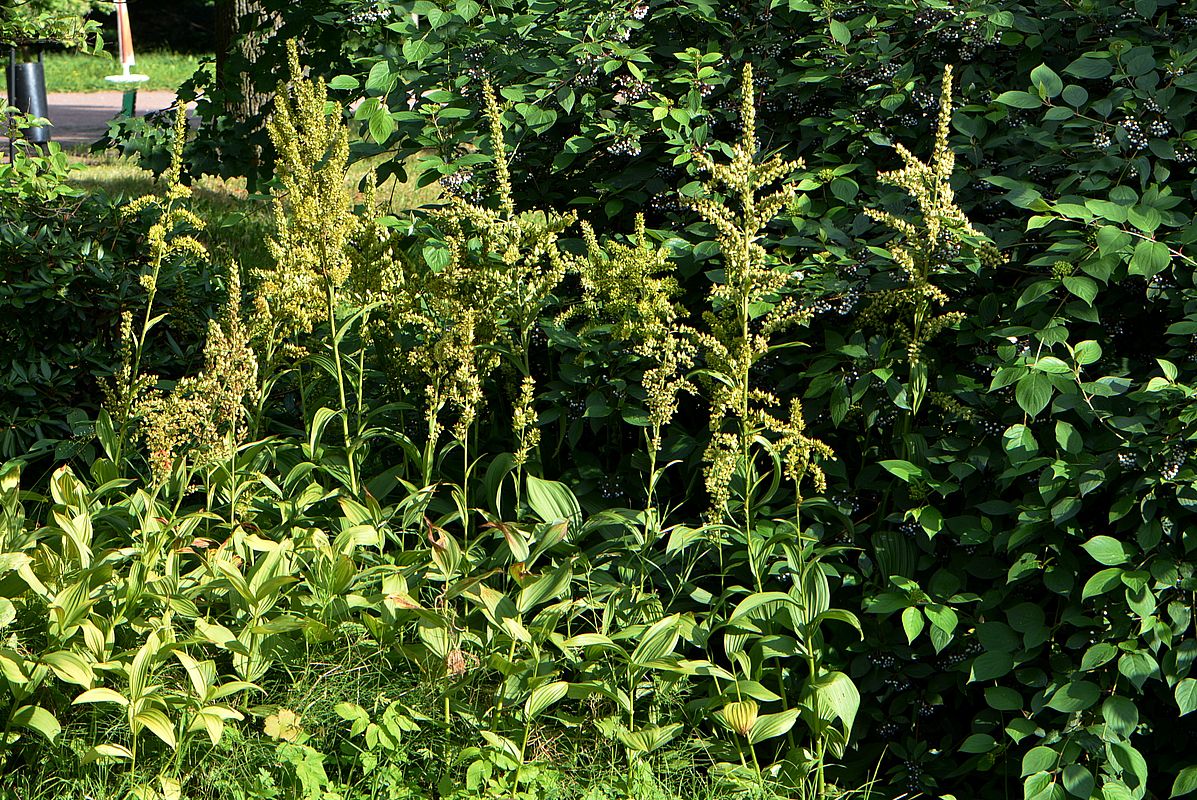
(105, 0, 149, 113)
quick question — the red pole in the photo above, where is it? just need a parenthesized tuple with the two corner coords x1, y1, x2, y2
(115, 0, 135, 71)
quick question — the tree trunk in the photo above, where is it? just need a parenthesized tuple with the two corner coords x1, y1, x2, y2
(213, 0, 278, 123)
(213, 0, 281, 185)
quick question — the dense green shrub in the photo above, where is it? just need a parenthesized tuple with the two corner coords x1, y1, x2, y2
(0, 120, 215, 462)
(7, 1, 1197, 798)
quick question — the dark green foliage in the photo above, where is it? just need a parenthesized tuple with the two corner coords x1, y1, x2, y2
(8, 1, 1197, 798)
(313, 2, 1197, 797)
(0, 139, 214, 461)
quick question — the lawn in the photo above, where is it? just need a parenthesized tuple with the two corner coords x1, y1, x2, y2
(41, 50, 211, 93)
(66, 150, 441, 274)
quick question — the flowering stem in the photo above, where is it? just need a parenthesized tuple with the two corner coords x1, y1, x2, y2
(326, 282, 358, 494)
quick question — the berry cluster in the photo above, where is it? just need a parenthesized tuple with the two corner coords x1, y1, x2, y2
(597, 474, 625, 501)
(574, 53, 604, 87)
(648, 192, 681, 214)
(606, 134, 642, 157)
(902, 759, 925, 793)
(345, 7, 392, 26)
(749, 41, 785, 59)
(836, 286, 862, 314)
(1118, 451, 1137, 469)
(833, 491, 862, 514)
(978, 418, 1005, 436)
(438, 169, 485, 203)
(876, 721, 901, 738)
(1120, 118, 1148, 150)
(612, 74, 651, 103)
(869, 652, 898, 670)
(1161, 447, 1187, 481)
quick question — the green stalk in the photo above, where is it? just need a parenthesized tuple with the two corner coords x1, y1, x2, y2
(326, 282, 358, 494)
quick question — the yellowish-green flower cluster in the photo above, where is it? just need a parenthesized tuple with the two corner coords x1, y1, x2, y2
(561, 215, 696, 452)
(369, 81, 575, 446)
(104, 106, 208, 436)
(928, 391, 977, 423)
(686, 63, 832, 516)
(859, 66, 1005, 384)
(253, 40, 359, 342)
(511, 376, 541, 468)
(103, 311, 156, 427)
(137, 267, 258, 483)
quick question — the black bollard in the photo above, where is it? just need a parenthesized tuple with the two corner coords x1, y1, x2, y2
(7, 49, 52, 150)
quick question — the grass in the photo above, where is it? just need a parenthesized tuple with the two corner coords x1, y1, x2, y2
(69, 151, 273, 270)
(67, 150, 442, 272)
(40, 50, 211, 94)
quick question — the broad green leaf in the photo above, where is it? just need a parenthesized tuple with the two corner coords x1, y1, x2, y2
(1081, 535, 1132, 566)
(617, 723, 681, 754)
(1128, 205, 1161, 233)
(1081, 643, 1117, 671)
(1022, 745, 1058, 776)
(1048, 681, 1101, 712)
(1032, 356, 1071, 374)
(1074, 340, 1102, 365)
(902, 606, 924, 643)
(1064, 56, 1113, 79)
(1104, 780, 1135, 800)
(81, 743, 134, 763)
(1128, 239, 1170, 278)
(729, 591, 800, 624)
(525, 475, 582, 529)
(925, 604, 958, 635)
(41, 651, 93, 688)
(1082, 568, 1124, 599)
(812, 671, 859, 732)
(73, 688, 129, 706)
(1118, 651, 1158, 690)
(516, 562, 572, 613)
(1061, 84, 1088, 107)
(1016, 372, 1054, 417)
(747, 709, 799, 744)
(368, 108, 397, 144)
(985, 686, 1023, 711)
(879, 460, 925, 482)
(328, 75, 359, 91)
(970, 652, 1014, 682)
(631, 615, 680, 667)
(1062, 276, 1098, 305)
(135, 709, 177, 749)
(1031, 64, 1063, 98)
(960, 733, 996, 753)
(1175, 678, 1197, 716)
(829, 19, 850, 44)
(1173, 766, 1197, 798)
(402, 38, 434, 62)
(12, 705, 60, 742)
(1063, 765, 1095, 799)
(525, 681, 569, 719)
(1102, 696, 1138, 739)
(995, 90, 1042, 109)
(1056, 421, 1082, 454)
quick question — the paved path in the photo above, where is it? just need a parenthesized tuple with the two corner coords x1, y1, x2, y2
(38, 90, 189, 148)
